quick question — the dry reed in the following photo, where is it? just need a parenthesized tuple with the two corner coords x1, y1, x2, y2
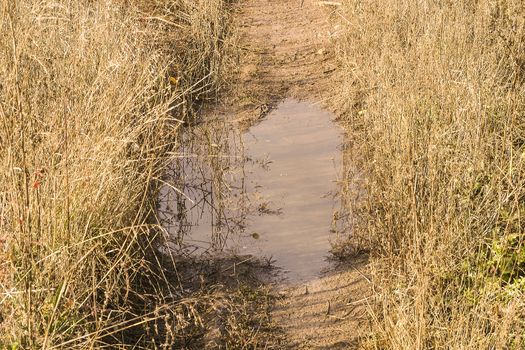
(0, 0, 257, 348)
(335, 0, 525, 348)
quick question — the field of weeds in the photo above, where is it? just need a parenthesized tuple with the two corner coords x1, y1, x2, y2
(336, 0, 525, 348)
(0, 0, 276, 348)
(4, 0, 525, 347)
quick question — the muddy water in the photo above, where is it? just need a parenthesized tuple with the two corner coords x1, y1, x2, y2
(159, 99, 342, 282)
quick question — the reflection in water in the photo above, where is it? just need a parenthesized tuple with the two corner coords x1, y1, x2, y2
(158, 99, 342, 282)
(157, 120, 248, 251)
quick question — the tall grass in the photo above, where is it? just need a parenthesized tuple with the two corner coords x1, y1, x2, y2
(336, 0, 525, 347)
(0, 0, 237, 347)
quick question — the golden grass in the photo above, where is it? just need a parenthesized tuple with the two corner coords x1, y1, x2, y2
(335, 0, 525, 347)
(0, 0, 243, 347)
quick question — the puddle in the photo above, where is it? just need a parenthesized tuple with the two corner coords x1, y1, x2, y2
(158, 99, 343, 282)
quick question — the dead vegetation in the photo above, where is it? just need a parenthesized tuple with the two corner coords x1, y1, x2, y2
(0, 0, 279, 348)
(334, 0, 525, 348)
(5, 0, 525, 347)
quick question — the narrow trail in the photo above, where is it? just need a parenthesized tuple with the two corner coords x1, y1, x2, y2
(225, 0, 341, 124)
(224, 0, 371, 348)
(273, 258, 369, 349)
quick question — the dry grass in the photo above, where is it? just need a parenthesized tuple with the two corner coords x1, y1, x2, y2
(0, 0, 275, 348)
(335, 0, 525, 348)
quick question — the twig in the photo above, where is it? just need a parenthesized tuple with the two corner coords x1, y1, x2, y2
(350, 264, 372, 284)
(220, 256, 254, 273)
(317, 1, 342, 5)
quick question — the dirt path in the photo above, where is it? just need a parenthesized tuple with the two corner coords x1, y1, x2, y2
(273, 257, 370, 349)
(222, 0, 371, 348)
(225, 0, 342, 124)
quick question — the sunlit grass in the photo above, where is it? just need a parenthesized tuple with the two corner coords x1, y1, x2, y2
(335, 0, 525, 347)
(0, 0, 240, 347)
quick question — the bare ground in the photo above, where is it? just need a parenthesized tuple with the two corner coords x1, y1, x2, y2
(273, 257, 370, 349)
(217, 0, 372, 348)
(222, 0, 343, 124)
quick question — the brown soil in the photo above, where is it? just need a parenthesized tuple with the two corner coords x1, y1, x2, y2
(220, 0, 372, 348)
(224, 0, 343, 124)
(273, 257, 370, 349)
